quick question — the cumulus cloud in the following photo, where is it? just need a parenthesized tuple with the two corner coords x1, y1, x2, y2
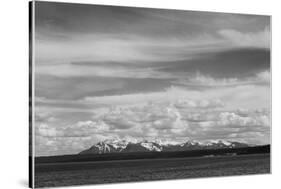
(36, 120, 110, 138)
(256, 70, 270, 82)
(35, 135, 97, 156)
(174, 99, 224, 109)
(216, 112, 270, 127)
(36, 123, 64, 137)
(35, 112, 56, 123)
(186, 73, 239, 86)
(36, 100, 270, 155)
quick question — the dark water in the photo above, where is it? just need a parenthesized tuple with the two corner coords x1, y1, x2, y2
(35, 154, 270, 188)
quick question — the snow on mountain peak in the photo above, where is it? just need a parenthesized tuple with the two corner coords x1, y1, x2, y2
(209, 140, 232, 146)
(140, 142, 162, 151)
(79, 138, 249, 155)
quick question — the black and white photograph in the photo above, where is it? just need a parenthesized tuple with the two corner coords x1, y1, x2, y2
(31, 1, 271, 188)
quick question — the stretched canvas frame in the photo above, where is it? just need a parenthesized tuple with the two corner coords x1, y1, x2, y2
(29, 1, 271, 188)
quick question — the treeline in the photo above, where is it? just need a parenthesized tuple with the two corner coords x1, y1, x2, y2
(35, 145, 270, 164)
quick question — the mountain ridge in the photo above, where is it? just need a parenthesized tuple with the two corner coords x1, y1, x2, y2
(79, 139, 249, 155)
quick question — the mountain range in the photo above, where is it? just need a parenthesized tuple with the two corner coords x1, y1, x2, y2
(79, 139, 249, 155)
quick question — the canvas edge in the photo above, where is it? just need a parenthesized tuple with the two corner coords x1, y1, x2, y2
(29, 0, 35, 188)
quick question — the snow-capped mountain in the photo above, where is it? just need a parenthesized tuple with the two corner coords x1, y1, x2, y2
(79, 139, 248, 155)
(80, 139, 132, 154)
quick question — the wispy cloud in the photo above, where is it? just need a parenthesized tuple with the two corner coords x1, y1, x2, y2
(175, 70, 270, 87)
(36, 33, 226, 64)
(218, 27, 270, 49)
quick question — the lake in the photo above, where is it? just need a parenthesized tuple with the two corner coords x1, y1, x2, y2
(35, 153, 270, 188)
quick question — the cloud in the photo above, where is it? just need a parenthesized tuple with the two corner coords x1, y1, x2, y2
(36, 63, 165, 79)
(36, 100, 270, 156)
(63, 120, 110, 137)
(186, 73, 239, 86)
(35, 112, 56, 123)
(82, 82, 270, 110)
(35, 135, 99, 156)
(36, 33, 225, 64)
(228, 131, 269, 145)
(36, 123, 64, 137)
(218, 27, 270, 49)
(175, 70, 270, 87)
(216, 112, 270, 127)
(174, 99, 224, 109)
(36, 120, 110, 138)
(256, 70, 270, 82)
(35, 71, 270, 155)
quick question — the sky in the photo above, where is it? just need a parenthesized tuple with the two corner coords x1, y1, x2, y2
(34, 1, 271, 156)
